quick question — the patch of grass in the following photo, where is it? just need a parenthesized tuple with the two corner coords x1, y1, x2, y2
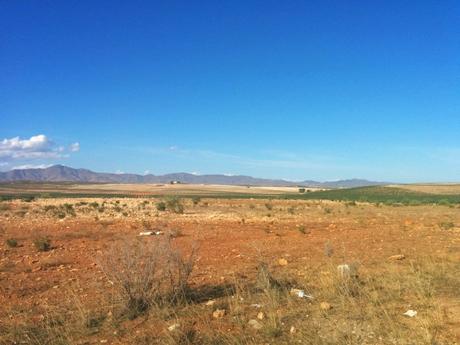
(156, 201, 166, 211)
(21, 196, 36, 202)
(439, 221, 454, 230)
(0, 203, 12, 211)
(166, 197, 184, 214)
(34, 236, 51, 252)
(6, 238, 18, 247)
(293, 186, 460, 205)
(296, 225, 307, 234)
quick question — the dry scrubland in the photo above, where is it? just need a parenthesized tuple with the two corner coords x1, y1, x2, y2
(0, 195, 459, 344)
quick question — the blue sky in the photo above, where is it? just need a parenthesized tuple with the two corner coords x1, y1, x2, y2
(1, 1, 459, 182)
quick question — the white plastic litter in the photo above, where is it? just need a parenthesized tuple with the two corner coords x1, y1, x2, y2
(290, 288, 314, 299)
(138, 231, 163, 236)
(403, 310, 417, 317)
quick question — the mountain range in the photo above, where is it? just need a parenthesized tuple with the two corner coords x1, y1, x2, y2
(0, 165, 387, 188)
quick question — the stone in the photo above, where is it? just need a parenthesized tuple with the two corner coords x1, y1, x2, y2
(168, 323, 180, 331)
(337, 264, 350, 278)
(248, 319, 263, 330)
(388, 254, 406, 261)
(403, 309, 417, 317)
(212, 309, 226, 318)
(320, 302, 332, 311)
(278, 258, 288, 266)
(257, 311, 265, 320)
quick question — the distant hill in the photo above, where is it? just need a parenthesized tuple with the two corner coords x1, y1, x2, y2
(0, 165, 387, 188)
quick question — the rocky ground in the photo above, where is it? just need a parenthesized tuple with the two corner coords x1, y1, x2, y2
(0, 197, 459, 344)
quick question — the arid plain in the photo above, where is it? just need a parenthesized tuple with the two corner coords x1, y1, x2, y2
(0, 184, 459, 344)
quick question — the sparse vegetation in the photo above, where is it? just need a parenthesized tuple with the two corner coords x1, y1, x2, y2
(295, 186, 460, 205)
(156, 201, 166, 211)
(0, 191, 459, 344)
(6, 238, 18, 247)
(439, 221, 455, 230)
(296, 225, 307, 234)
(98, 238, 195, 319)
(33, 236, 51, 252)
(165, 197, 184, 214)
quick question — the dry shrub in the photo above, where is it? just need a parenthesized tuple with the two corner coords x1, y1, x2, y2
(98, 237, 196, 319)
(166, 197, 184, 214)
(33, 236, 51, 252)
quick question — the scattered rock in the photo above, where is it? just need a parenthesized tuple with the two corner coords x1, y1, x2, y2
(168, 323, 180, 331)
(337, 264, 350, 278)
(248, 319, 263, 330)
(388, 254, 406, 261)
(290, 326, 296, 334)
(320, 302, 332, 311)
(403, 310, 417, 317)
(278, 258, 288, 266)
(205, 300, 216, 306)
(212, 309, 226, 318)
(257, 311, 265, 320)
(337, 263, 359, 278)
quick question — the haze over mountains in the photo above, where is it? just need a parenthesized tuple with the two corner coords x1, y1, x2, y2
(0, 165, 387, 188)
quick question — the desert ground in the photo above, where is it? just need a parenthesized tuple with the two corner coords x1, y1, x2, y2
(0, 182, 321, 198)
(0, 187, 459, 344)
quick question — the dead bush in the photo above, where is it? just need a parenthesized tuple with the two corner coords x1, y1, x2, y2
(98, 237, 196, 319)
(34, 236, 51, 252)
(166, 197, 184, 214)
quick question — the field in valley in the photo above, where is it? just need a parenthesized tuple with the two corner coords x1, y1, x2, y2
(0, 184, 459, 344)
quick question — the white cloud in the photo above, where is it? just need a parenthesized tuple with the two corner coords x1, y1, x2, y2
(0, 134, 57, 159)
(12, 164, 53, 170)
(115, 170, 125, 174)
(69, 142, 80, 152)
(143, 170, 151, 175)
(0, 134, 78, 161)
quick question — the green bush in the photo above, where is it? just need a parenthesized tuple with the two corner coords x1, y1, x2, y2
(21, 196, 35, 202)
(156, 201, 166, 211)
(166, 197, 184, 214)
(6, 238, 18, 248)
